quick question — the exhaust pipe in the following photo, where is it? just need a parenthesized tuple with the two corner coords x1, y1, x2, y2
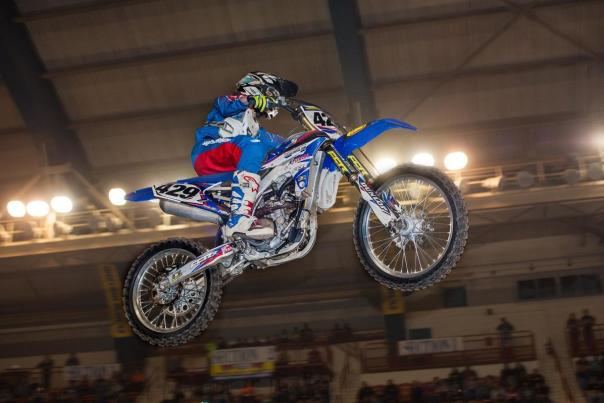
(159, 200, 224, 225)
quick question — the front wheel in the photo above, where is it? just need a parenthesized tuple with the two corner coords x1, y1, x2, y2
(123, 238, 223, 347)
(353, 165, 468, 292)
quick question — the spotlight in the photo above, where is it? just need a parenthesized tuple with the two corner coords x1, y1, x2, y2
(7, 200, 26, 218)
(375, 158, 396, 174)
(26, 200, 50, 217)
(108, 188, 127, 206)
(444, 152, 468, 171)
(50, 196, 73, 213)
(411, 153, 435, 167)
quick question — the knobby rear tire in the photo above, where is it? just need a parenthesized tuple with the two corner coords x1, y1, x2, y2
(353, 164, 468, 292)
(122, 238, 223, 347)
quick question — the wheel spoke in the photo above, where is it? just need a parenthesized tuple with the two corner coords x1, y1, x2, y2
(361, 174, 455, 279)
(132, 248, 209, 334)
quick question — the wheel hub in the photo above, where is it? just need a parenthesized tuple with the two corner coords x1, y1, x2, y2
(154, 275, 179, 305)
(392, 213, 433, 249)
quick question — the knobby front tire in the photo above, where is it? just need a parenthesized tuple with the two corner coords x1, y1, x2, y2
(353, 164, 468, 292)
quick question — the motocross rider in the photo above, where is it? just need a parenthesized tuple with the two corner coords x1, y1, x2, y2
(191, 72, 296, 239)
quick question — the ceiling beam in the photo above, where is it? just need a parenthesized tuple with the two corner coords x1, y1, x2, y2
(14, 0, 158, 22)
(373, 55, 595, 89)
(69, 85, 345, 128)
(43, 30, 332, 78)
(62, 54, 597, 129)
(361, 0, 599, 32)
(0, 1, 90, 172)
(327, 0, 376, 123)
(498, 0, 604, 63)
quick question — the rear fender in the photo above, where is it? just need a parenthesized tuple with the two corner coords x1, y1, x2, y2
(125, 183, 228, 218)
(126, 187, 155, 202)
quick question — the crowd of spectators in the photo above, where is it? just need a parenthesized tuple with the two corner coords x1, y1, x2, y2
(175, 376, 329, 403)
(567, 310, 598, 355)
(207, 323, 358, 351)
(272, 377, 330, 403)
(207, 323, 323, 351)
(576, 356, 604, 403)
(0, 353, 146, 403)
(0, 371, 144, 402)
(357, 365, 551, 403)
(329, 323, 354, 343)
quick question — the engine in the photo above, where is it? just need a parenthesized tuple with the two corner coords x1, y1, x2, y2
(250, 176, 300, 252)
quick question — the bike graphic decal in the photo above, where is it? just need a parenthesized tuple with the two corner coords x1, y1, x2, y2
(356, 176, 394, 226)
(301, 107, 338, 135)
(327, 150, 349, 174)
(153, 183, 203, 204)
(348, 155, 370, 177)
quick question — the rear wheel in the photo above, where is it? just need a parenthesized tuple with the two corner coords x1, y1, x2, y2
(353, 165, 468, 292)
(123, 238, 222, 346)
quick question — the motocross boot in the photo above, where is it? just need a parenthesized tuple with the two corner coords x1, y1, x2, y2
(224, 170, 274, 240)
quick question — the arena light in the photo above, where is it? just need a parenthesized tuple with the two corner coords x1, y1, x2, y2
(411, 152, 435, 167)
(375, 157, 396, 174)
(444, 152, 468, 171)
(108, 188, 127, 206)
(26, 200, 50, 217)
(7, 200, 26, 218)
(50, 195, 73, 213)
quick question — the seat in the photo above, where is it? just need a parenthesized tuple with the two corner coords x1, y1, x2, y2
(177, 171, 234, 185)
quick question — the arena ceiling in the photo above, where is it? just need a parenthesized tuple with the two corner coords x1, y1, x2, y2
(1, 0, 603, 199)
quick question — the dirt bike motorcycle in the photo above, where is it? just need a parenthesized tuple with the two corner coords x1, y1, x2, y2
(122, 97, 468, 346)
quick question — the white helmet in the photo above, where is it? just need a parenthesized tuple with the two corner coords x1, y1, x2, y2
(236, 72, 298, 119)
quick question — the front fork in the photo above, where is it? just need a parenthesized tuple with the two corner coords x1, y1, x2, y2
(326, 145, 398, 228)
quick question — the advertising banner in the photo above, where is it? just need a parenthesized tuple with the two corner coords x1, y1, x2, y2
(210, 346, 276, 379)
(398, 337, 464, 356)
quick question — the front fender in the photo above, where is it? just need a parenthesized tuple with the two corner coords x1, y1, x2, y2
(332, 118, 416, 158)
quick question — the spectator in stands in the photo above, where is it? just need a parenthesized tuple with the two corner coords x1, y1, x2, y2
(500, 363, 516, 388)
(279, 328, 289, 343)
(382, 379, 399, 403)
(276, 349, 289, 366)
(357, 381, 374, 403)
(461, 365, 477, 381)
(307, 346, 322, 364)
(581, 309, 597, 353)
(343, 323, 353, 340)
(410, 381, 423, 403)
(167, 355, 184, 375)
(36, 355, 54, 391)
(567, 313, 581, 354)
(330, 323, 342, 342)
(239, 383, 259, 403)
(65, 352, 80, 367)
(448, 367, 463, 389)
(497, 317, 515, 359)
(300, 322, 315, 342)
